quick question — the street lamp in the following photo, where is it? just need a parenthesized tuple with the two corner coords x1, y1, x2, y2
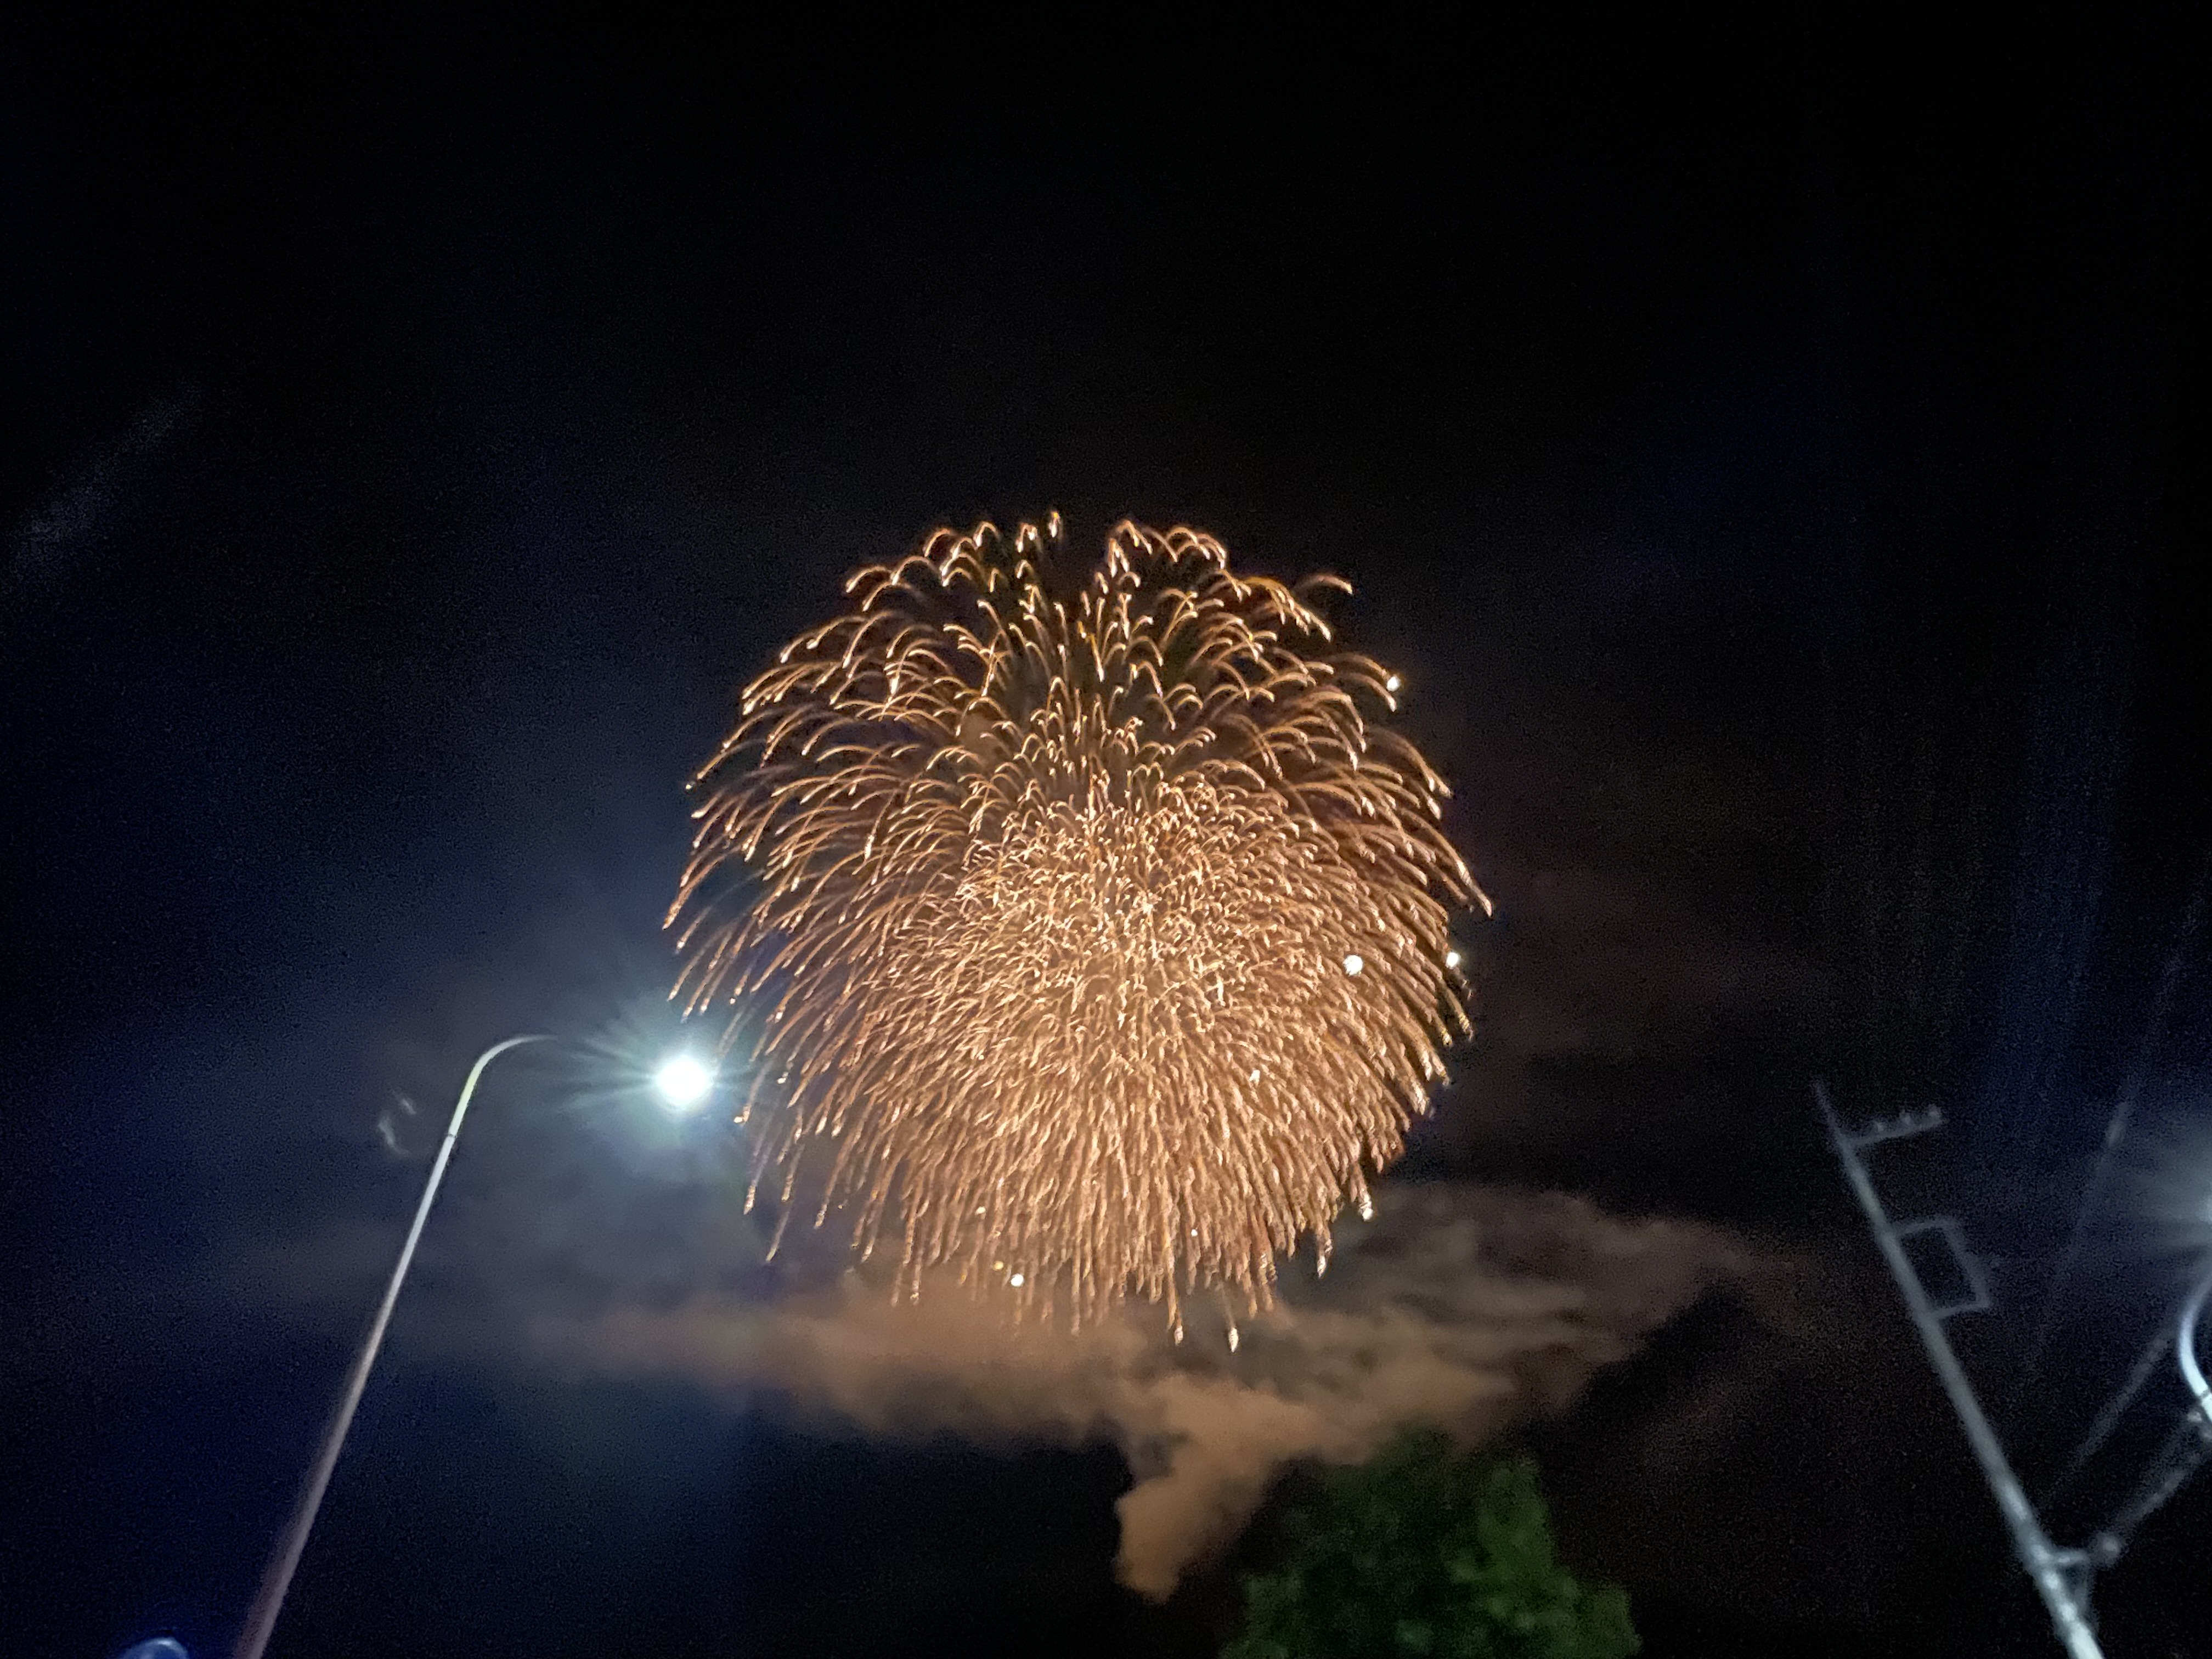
(653, 1052, 716, 1111)
(231, 1034, 714, 1659)
(2179, 1256, 2212, 1427)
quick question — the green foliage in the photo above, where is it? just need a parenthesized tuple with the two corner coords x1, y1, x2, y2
(1223, 1430, 1638, 1659)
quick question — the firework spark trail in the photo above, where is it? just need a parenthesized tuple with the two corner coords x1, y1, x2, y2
(670, 516, 1486, 1330)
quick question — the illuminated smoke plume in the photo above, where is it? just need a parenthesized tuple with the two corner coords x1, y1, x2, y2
(671, 517, 1486, 1330)
(548, 1183, 1750, 1597)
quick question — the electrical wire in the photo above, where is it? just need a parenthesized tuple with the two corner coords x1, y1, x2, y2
(2007, 859, 2208, 1419)
(2087, 1409, 2212, 1566)
(2039, 1325, 2171, 1508)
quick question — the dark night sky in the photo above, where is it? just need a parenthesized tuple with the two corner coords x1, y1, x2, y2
(3, 19, 2203, 1659)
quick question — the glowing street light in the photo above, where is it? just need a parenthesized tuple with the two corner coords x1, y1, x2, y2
(233, 1032, 708, 1659)
(654, 1053, 715, 1111)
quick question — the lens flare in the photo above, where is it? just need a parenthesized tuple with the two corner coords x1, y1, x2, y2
(670, 517, 1484, 1328)
(654, 1054, 716, 1110)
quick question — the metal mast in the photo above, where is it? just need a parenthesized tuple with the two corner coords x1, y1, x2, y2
(1816, 1080, 2103, 1658)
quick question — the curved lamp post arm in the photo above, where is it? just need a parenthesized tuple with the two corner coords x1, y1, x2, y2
(232, 1034, 549, 1659)
(2180, 1258, 2212, 1429)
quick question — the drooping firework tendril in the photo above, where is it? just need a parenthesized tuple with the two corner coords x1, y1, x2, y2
(670, 516, 1485, 1334)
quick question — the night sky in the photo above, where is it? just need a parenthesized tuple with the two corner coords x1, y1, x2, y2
(4, 21, 2203, 1659)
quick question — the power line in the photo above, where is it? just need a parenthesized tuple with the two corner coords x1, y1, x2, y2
(2039, 1325, 2171, 1509)
(2085, 1409, 2212, 1567)
(2007, 859, 2208, 1420)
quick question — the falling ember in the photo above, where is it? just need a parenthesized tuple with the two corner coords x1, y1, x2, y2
(669, 517, 1483, 1327)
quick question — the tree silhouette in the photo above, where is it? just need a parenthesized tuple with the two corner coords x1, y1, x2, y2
(1224, 1430, 1638, 1659)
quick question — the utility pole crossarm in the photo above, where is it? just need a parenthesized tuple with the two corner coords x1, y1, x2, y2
(1886, 1215, 1994, 1318)
(1838, 1105, 1948, 1149)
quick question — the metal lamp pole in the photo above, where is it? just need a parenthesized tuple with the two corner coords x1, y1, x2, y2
(231, 1034, 548, 1659)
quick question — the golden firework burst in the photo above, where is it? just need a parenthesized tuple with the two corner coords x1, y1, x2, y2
(670, 516, 1484, 1331)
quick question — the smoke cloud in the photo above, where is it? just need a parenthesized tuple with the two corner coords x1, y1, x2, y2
(534, 1182, 1752, 1596)
(6, 387, 201, 602)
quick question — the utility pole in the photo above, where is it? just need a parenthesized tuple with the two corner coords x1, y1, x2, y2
(1816, 1080, 2104, 1659)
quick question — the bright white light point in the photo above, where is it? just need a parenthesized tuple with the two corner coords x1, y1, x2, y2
(1008, 1272, 1025, 1287)
(654, 1054, 715, 1110)
(1385, 674, 1401, 692)
(1444, 949, 1462, 969)
(1343, 953, 1365, 976)
(1249, 1068, 1261, 1084)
